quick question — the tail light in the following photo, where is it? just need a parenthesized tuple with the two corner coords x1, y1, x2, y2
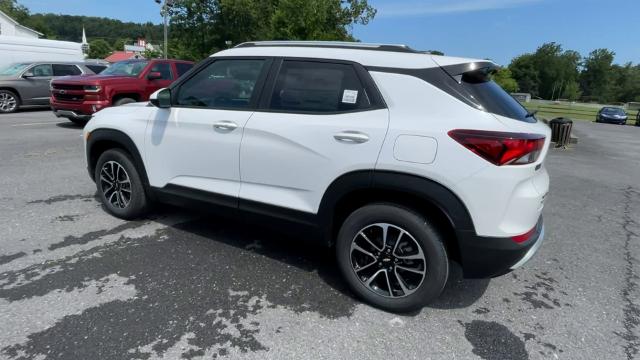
(448, 129, 545, 166)
(512, 224, 537, 243)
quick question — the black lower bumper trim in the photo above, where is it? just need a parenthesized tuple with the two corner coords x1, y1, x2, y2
(457, 216, 544, 278)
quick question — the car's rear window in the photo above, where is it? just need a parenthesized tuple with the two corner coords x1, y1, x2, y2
(461, 69, 531, 122)
(86, 65, 108, 74)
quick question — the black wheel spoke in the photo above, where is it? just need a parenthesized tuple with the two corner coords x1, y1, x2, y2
(100, 161, 132, 209)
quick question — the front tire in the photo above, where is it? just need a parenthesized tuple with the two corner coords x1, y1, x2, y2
(336, 204, 449, 312)
(95, 149, 148, 220)
(0, 90, 20, 114)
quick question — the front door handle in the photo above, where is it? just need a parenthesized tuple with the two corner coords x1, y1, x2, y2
(334, 131, 369, 144)
(213, 121, 238, 131)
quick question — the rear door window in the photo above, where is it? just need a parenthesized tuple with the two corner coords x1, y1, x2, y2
(269, 60, 371, 113)
(86, 65, 108, 74)
(175, 63, 194, 77)
(53, 64, 82, 76)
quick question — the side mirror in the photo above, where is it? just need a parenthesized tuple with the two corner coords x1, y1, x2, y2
(22, 70, 34, 78)
(149, 88, 171, 108)
(147, 71, 163, 80)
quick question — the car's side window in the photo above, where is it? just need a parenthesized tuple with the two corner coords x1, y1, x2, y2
(269, 60, 371, 113)
(175, 59, 266, 109)
(175, 63, 194, 78)
(52, 64, 82, 76)
(29, 64, 53, 77)
(150, 62, 173, 80)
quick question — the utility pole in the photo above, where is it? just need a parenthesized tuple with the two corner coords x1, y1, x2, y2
(155, 0, 175, 59)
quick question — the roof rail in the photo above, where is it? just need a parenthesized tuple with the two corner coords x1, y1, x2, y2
(234, 41, 422, 54)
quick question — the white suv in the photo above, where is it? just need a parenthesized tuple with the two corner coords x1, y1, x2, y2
(84, 41, 550, 312)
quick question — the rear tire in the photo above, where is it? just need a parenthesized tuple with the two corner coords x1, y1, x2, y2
(0, 90, 20, 114)
(95, 149, 148, 220)
(336, 204, 449, 313)
(114, 98, 136, 106)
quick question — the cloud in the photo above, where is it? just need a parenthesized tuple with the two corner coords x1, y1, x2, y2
(376, 0, 545, 18)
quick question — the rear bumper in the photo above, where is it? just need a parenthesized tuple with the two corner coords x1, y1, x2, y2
(457, 216, 544, 278)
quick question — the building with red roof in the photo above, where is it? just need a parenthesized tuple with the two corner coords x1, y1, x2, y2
(104, 51, 144, 63)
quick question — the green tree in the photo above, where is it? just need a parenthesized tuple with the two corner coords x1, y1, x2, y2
(143, 47, 162, 59)
(509, 54, 539, 96)
(168, 0, 376, 61)
(0, 0, 29, 23)
(580, 49, 615, 102)
(88, 39, 113, 59)
(508, 43, 580, 100)
(112, 38, 130, 52)
(492, 68, 518, 93)
(562, 80, 582, 101)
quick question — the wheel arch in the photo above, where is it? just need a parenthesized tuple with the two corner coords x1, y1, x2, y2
(112, 93, 141, 103)
(87, 129, 149, 187)
(0, 87, 22, 101)
(318, 170, 476, 262)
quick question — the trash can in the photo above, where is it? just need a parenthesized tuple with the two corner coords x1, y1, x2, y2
(549, 117, 573, 148)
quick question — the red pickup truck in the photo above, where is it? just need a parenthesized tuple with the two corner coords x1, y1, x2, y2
(50, 59, 194, 124)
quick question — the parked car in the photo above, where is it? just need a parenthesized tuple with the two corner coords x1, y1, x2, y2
(83, 41, 550, 312)
(50, 59, 194, 124)
(0, 61, 107, 114)
(596, 107, 628, 125)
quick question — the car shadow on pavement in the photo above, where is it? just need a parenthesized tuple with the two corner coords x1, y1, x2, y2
(55, 121, 84, 129)
(152, 206, 491, 312)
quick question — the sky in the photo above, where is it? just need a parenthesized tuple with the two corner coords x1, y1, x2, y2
(18, 0, 640, 66)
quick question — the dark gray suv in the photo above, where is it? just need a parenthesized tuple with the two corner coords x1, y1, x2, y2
(0, 61, 108, 114)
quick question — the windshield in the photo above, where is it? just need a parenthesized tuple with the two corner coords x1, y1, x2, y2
(0, 63, 31, 76)
(101, 61, 149, 76)
(603, 107, 625, 115)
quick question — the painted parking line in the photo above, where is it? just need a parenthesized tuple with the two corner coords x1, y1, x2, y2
(10, 122, 58, 127)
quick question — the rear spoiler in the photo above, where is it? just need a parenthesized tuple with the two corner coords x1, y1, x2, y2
(436, 61, 499, 84)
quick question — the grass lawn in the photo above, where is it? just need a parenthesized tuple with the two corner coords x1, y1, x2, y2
(522, 102, 639, 125)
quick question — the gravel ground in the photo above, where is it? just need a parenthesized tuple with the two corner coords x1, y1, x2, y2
(0, 110, 639, 360)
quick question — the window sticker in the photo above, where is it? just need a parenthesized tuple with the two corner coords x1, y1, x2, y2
(342, 89, 358, 104)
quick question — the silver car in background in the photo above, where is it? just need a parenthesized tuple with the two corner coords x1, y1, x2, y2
(0, 61, 108, 114)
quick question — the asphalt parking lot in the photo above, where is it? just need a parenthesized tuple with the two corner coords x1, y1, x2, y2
(1, 109, 639, 360)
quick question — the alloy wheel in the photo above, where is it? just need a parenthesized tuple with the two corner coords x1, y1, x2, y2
(350, 223, 427, 298)
(0, 93, 17, 112)
(99, 161, 132, 209)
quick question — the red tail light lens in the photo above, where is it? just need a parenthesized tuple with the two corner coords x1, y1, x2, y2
(512, 225, 537, 243)
(448, 129, 545, 166)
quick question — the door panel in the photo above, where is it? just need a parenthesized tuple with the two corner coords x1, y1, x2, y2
(21, 64, 52, 104)
(240, 109, 389, 213)
(145, 107, 253, 199)
(144, 58, 269, 201)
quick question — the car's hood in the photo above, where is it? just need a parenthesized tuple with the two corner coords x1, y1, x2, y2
(52, 74, 139, 84)
(0, 75, 19, 81)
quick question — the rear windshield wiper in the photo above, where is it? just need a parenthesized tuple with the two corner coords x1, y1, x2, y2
(525, 110, 538, 118)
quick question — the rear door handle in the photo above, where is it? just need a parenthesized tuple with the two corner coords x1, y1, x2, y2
(334, 131, 369, 144)
(213, 121, 238, 131)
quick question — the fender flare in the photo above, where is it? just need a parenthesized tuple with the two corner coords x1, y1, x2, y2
(317, 170, 475, 243)
(86, 129, 149, 187)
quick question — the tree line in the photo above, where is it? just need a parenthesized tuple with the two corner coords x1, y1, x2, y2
(494, 43, 639, 104)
